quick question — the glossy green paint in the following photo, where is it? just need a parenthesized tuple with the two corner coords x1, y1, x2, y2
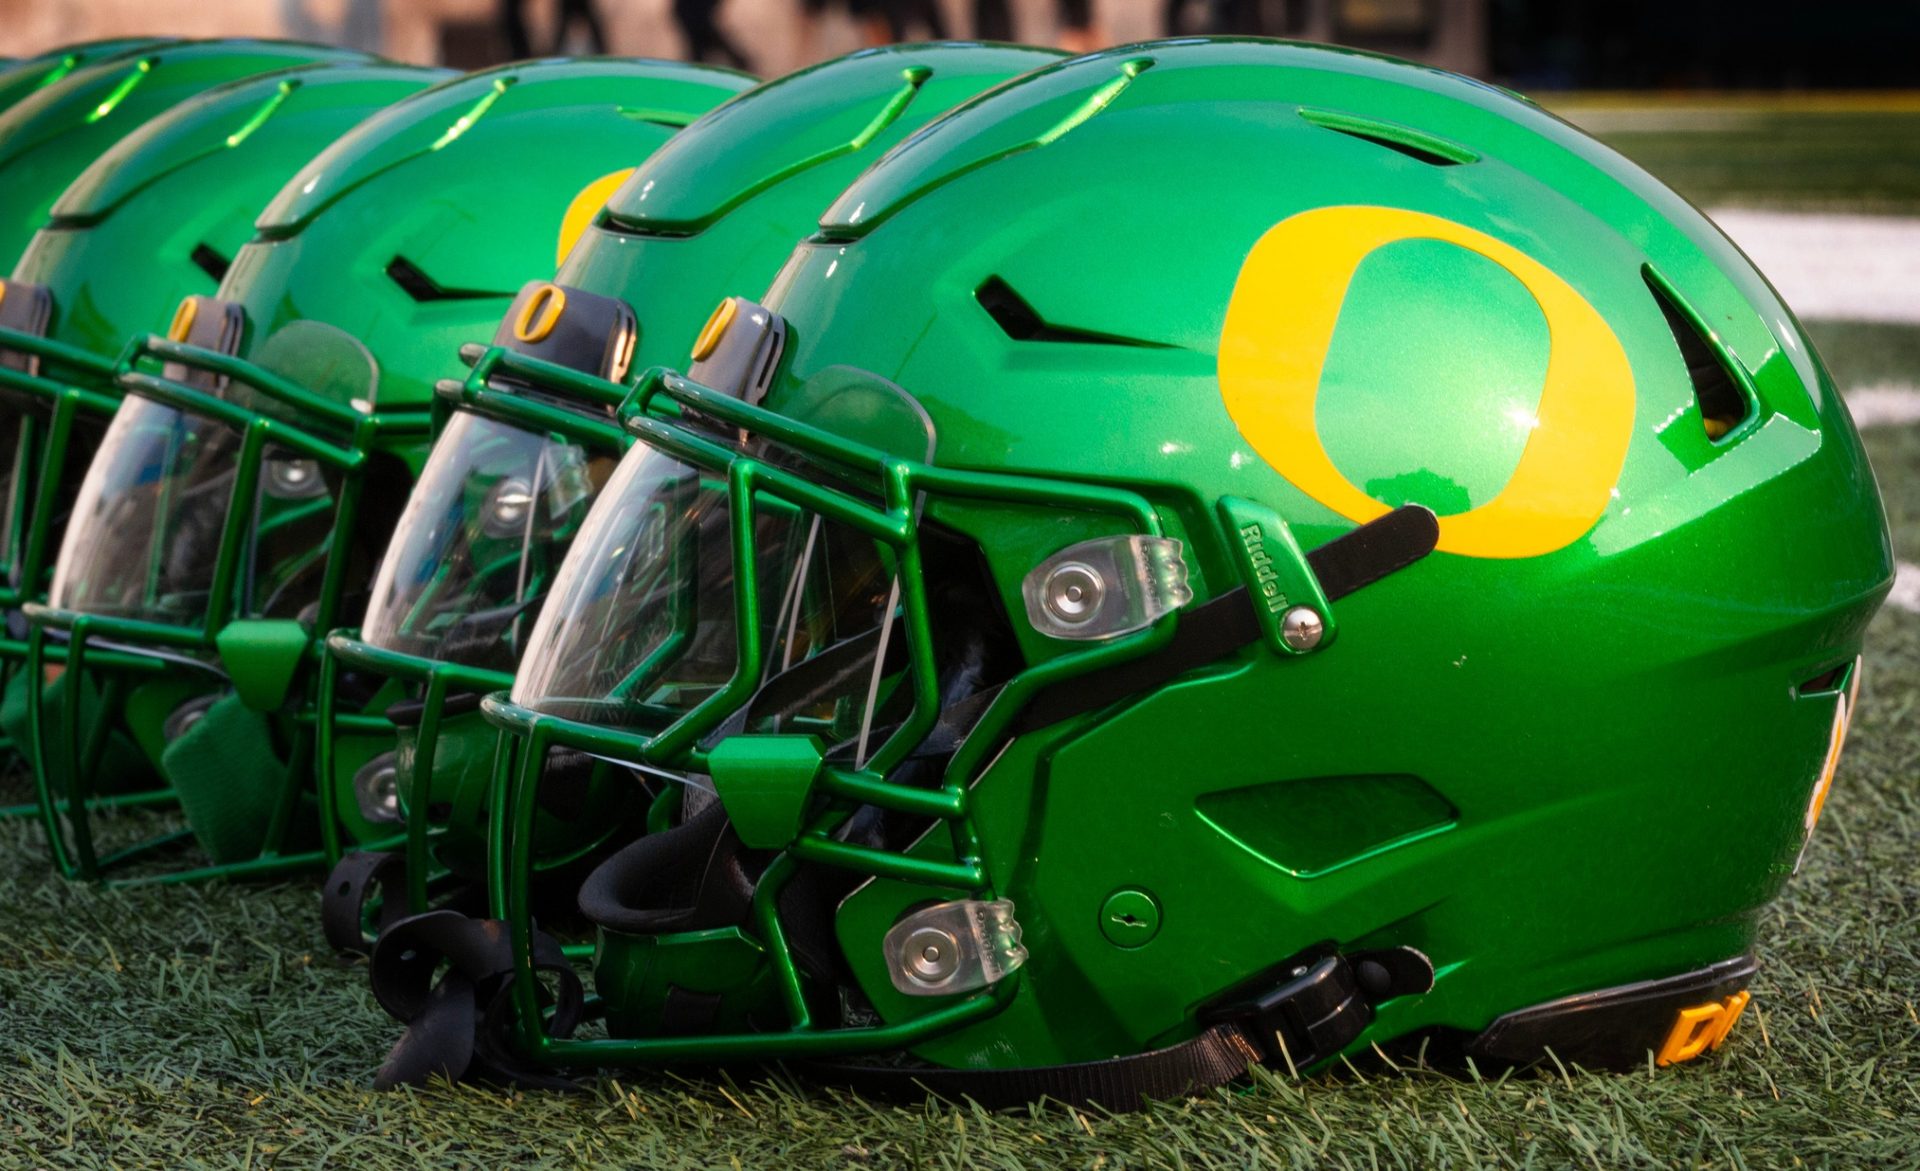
(478, 360, 1167, 1067)
(799, 40, 1891, 1068)
(560, 43, 1063, 417)
(0, 40, 373, 267)
(320, 45, 1054, 924)
(488, 39, 1890, 1077)
(26, 58, 751, 883)
(0, 39, 178, 115)
(706, 735, 824, 849)
(216, 618, 311, 709)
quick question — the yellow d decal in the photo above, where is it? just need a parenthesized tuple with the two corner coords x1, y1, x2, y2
(515, 283, 567, 344)
(556, 167, 636, 269)
(1218, 205, 1636, 560)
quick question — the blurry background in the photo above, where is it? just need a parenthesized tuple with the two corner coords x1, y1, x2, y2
(1, 0, 1916, 86)
(3, 0, 1918, 445)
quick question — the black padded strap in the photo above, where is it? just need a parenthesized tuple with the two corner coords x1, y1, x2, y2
(385, 690, 485, 726)
(1016, 505, 1438, 734)
(817, 946, 1434, 1109)
(576, 799, 755, 936)
(321, 850, 410, 956)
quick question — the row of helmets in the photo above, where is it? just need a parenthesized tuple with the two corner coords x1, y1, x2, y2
(0, 35, 1891, 1105)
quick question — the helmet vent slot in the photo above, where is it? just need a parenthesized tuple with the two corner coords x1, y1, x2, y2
(974, 277, 1169, 348)
(1297, 108, 1476, 167)
(385, 256, 506, 303)
(1645, 267, 1754, 443)
(190, 243, 229, 283)
(1796, 662, 1850, 696)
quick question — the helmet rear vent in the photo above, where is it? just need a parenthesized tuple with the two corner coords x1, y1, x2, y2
(1796, 662, 1850, 696)
(974, 276, 1169, 348)
(1645, 267, 1754, 442)
(1297, 108, 1476, 168)
(190, 243, 229, 283)
(386, 256, 504, 303)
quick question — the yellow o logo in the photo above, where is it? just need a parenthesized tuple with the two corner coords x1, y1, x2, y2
(556, 167, 635, 268)
(514, 283, 567, 344)
(1218, 205, 1636, 560)
(167, 296, 199, 343)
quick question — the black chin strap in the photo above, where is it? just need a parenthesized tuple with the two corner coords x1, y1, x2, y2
(812, 946, 1433, 1110)
(1017, 504, 1439, 735)
(369, 910, 586, 1091)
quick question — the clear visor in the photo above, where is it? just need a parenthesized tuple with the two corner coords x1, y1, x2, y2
(360, 411, 611, 672)
(510, 439, 902, 746)
(46, 321, 376, 629)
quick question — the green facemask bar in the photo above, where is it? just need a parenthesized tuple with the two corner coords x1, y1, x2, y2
(18, 58, 757, 886)
(316, 281, 644, 944)
(0, 299, 168, 820)
(313, 43, 1068, 950)
(447, 336, 1183, 1068)
(25, 304, 432, 882)
(367, 314, 1439, 1090)
(0, 60, 448, 819)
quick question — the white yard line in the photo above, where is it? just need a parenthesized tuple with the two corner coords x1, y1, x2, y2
(1887, 561, 1920, 614)
(1707, 208, 1920, 325)
(1844, 383, 1920, 429)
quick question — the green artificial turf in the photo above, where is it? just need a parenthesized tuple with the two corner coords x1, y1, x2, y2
(1, 101, 1917, 1168)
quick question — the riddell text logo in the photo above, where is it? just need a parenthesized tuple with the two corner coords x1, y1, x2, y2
(1239, 523, 1288, 614)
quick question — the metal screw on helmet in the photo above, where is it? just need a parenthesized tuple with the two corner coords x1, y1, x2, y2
(265, 456, 327, 499)
(1021, 534, 1192, 641)
(884, 899, 1028, 996)
(904, 925, 961, 985)
(352, 754, 402, 826)
(1281, 606, 1325, 652)
(481, 476, 536, 537)
(1042, 561, 1104, 627)
(160, 694, 219, 742)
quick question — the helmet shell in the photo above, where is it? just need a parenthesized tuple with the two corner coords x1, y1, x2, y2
(224, 57, 756, 423)
(378, 44, 1058, 889)
(749, 41, 1894, 1067)
(11, 63, 448, 383)
(563, 43, 1063, 386)
(0, 38, 178, 115)
(0, 39, 374, 265)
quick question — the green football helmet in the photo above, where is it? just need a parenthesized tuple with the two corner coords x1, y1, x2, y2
(0, 39, 180, 114)
(0, 63, 450, 822)
(317, 43, 1063, 954)
(0, 40, 376, 268)
(25, 58, 752, 886)
(371, 40, 1891, 1101)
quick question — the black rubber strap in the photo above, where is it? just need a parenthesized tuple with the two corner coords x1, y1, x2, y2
(385, 691, 484, 726)
(370, 910, 584, 1091)
(815, 1022, 1264, 1110)
(816, 946, 1434, 1109)
(1016, 505, 1438, 734)
(1307, 504, 1440, 602)
(321, 850, 410, 957)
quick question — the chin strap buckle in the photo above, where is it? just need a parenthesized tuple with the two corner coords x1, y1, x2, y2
(1211, 945, 1436, 1072)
